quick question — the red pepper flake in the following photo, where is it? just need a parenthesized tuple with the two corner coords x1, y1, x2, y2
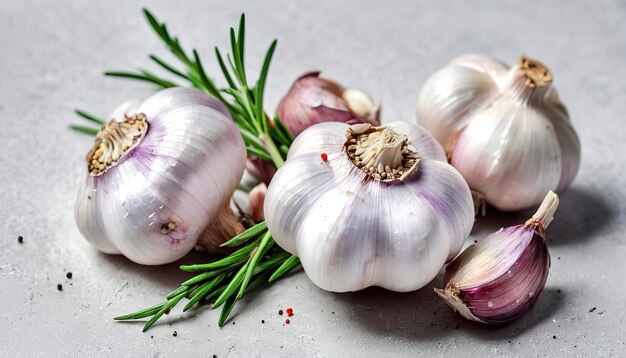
(285, 319, 290, 324)
(321, 153, 328, 161)
(286, 308, 294, 317)
(278, 310, 283, 315)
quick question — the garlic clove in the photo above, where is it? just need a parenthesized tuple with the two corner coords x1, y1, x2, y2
(276, 72, 379, 136)
(416, 64, 500, 147)
(435, 191, 557, 324)
(342, 88, 380, 122)
(248, 183, 267, 222)
(245, 157, 277, 185)
(450, 54, 509, 83)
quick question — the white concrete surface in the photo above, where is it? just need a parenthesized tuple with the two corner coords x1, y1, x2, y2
(1, 0, 625, 356)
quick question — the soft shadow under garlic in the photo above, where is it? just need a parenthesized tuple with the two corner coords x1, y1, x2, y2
(459, 288, 567, 341)
(546, 187, 614, 246)
(99, 249, 215, 290)
(333, 275, 565, 341)
(332, 279, 450, 341)
(470, 186, 613, 246)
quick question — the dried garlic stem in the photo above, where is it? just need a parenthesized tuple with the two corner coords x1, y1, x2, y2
(525, 191, 559, 233)
(87, 113, 148, 176)
(197, 206, 245, 253)
(344, 124, 420, 184)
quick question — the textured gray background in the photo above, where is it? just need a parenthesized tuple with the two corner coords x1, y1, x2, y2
(1, 0, 625, 357)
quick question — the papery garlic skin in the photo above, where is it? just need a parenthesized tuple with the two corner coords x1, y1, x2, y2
(417, 55, 580, 211)
(264, 121, 474, 292)
(435, 191, 557, 324)
(75, 88, 246, 265)
(277, 72, 380, 137)
(248, 183, 267, 222)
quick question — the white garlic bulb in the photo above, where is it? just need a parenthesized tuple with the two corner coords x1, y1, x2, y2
(417, 55, 581, 211)
(264, 121, 474, 292)
(75, 88, 247, 265)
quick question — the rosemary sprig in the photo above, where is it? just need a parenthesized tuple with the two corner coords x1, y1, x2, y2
(72, 9, 294, 169)
(115, 223, 299, 330)
(84, 9, 303, 329)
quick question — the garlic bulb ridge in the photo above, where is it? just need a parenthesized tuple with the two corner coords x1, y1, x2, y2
(417, 54, 581, 211)
(264, 121, 474, 292)
(75, 88, 247, 265)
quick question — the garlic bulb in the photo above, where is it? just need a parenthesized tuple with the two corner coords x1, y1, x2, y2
(417, 55, 580, 211)
(75, 88, 247, 265)
(277, 71, 380, 136)
(435, 191, 557, 324)
(264, 121, 474, 292)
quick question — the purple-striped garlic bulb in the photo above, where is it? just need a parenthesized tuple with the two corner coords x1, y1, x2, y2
(264, 121, 474, 292)
(435, 191, 557, 324)
(417, 55, 580, 212)
(75, 88, 246, 265)
(277, 71, 380, 137)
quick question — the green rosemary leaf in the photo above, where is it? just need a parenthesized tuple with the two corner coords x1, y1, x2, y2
(269, 255, 301, 282)
(75, 109, 105, 125)
(181, 267, 228, 287)
(204, 284, 226, 302)
(244, 271, 273, 295)
(143, 9, 167, 40)
(269, 127, 291, 150)
(233, 115, 257, 135)
(246, 146, 273, 161)
(114, 301, 168, 321)
(217, 295, 237, 327)
(221, 221, 268, 247)
(212, 261, 249, 308)
(142, 291, 187, 332)
(149, 54, 189, 80)
(229, 28, 246, 86)
(138, 69, 180, 88)
(237, 14, 246, 76)
(183, 274, 226, 312)
(143, 9, 193, 67)
(166, 285, 190, 300)
(238, 127, 267, 152)
(180, 238, 260, 272)
(279, 144, 289, 157)
(191, 50, 216, 94)
(273, 115, 295, 142)
(237, 231, 273, 299)
(104, 70, 177, 88)
(253, 251, 291, 274)
(215, 47, 237, 89)
(255, 40, 277, 134)
(69, 125, 99, 136)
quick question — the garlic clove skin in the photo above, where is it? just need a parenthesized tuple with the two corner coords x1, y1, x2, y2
(248, 183, 267, 222)
(435, 191, 557, 324)
(245, 157, 277, 185)
(276, 72, 379, 136)
(449, 54, 509, 84)
(264, 122, 474, 292)
(75, 88, 246, 265)
(416, 61, 501, 147)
